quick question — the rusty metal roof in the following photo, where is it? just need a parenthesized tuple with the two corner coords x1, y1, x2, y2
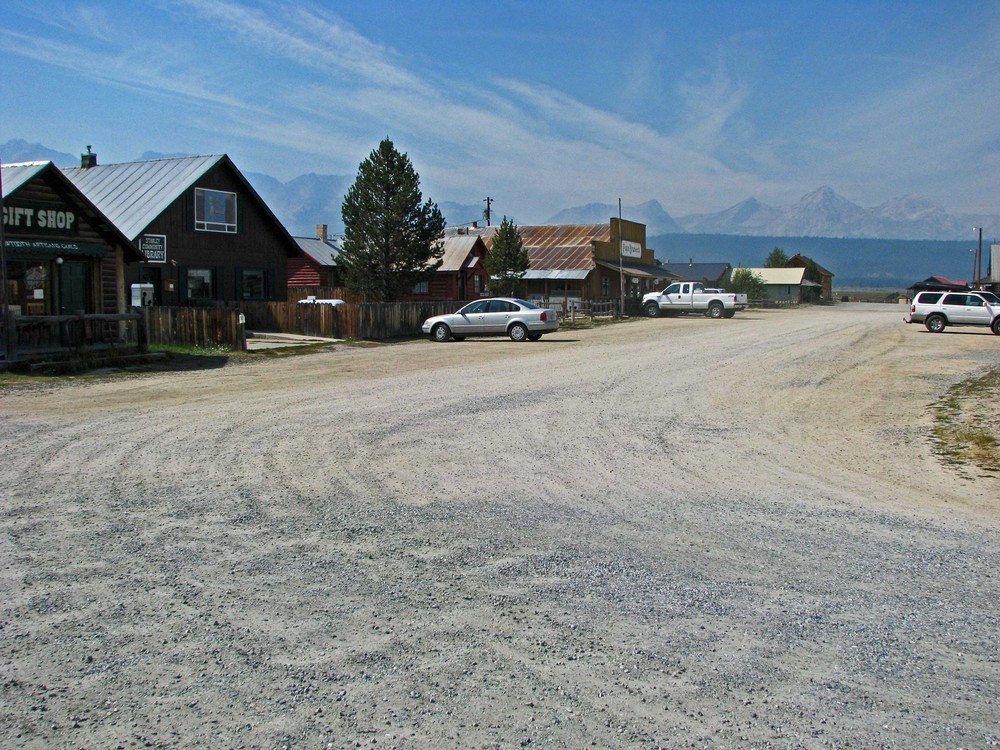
(481, 223, 607, 272)
(437, 234, 485, 272)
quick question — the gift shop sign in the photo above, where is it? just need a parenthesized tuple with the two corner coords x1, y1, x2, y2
(3, 203, 78, 235)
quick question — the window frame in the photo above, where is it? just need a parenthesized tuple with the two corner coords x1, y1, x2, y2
(194, 188, 238, 234)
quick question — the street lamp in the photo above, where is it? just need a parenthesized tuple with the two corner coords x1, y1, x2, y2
(970, 249, 977, 286)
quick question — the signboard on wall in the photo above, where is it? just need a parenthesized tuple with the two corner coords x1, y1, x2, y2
(621, 240, 642, 259)
(140, 234, 167, 263)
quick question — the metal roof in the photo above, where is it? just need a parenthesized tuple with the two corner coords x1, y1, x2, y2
(437, 234, 484, 272)
(740, 267, 806, 285)
(294, 236, 342, 266)
(63, 155, 227, 240)
(480, 223, 607, 272)
(522, 269, 591, 280)
(659, 261, 731, 281)
(1, 161, 51, 197)
(594, 258, 677, 280)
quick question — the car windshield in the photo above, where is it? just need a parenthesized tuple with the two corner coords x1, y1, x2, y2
(978, 291, 1000, 304)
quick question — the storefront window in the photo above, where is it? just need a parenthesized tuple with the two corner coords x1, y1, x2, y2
(4, 261, 50, 314)
(187, 268, 215, 300)
(241, 268, 267, 299)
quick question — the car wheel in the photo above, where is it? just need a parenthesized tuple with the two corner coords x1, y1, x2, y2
(708, 302, 724, 319)
(992, 317, 1000, 336)
(644, 303, 660, 318)
(432, 323, 451, 342)
(527, 333, 542, 341)
(925, 314, 946, 333)
(508, 323, 528, 342)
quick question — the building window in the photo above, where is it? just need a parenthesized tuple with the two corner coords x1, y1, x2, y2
(412, 280, 429, 294)
(187, 268, 215, 300)
(474, 274, 482, 295)
(240, 268, 267, 299)
(601, 276, 610, 296)
(195, 188, 237, 233)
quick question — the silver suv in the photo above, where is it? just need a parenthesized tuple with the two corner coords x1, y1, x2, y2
(906, 290, 1000, 334)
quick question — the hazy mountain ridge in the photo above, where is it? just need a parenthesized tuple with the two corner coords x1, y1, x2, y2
(3, 139, 996, 246)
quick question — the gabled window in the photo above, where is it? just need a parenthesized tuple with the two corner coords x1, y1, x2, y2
(195, 188, 237, 233)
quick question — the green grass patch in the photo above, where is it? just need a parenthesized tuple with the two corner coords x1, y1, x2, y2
(930, 368, 1000, 473)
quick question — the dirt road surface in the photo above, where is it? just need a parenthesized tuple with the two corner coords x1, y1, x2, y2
(2, 303, 998, 749)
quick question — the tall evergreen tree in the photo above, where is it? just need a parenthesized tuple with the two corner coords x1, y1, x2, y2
(765, 247, 789, 267)
(484, 216, 529, 297)
(340, 139, 445, 302)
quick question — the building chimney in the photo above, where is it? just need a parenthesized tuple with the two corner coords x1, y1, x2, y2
(316, 224, 328, 241)
(81, 145, 97, 169)
(471, 221, 478, 229)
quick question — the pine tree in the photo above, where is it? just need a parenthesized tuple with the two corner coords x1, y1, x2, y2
(765, 247, 789, 267)
(340, 139, 445, 302)
(484, 216, 529, 297)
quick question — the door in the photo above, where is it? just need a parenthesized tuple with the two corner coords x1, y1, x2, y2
(452, 299, 488, 334)
(481, 299, 516, 333)
(59, 260, 88, 314)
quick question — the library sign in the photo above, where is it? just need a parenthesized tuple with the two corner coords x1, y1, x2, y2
(2, 203, 78, 235)
(139, 234, 167, 263)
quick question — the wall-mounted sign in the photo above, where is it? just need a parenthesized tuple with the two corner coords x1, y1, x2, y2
(140, 234, 167, 263)
(621, 240, 642, 259)
(2, 203, 78, 235)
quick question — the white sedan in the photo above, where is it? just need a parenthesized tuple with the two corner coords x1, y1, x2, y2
(422, 298, 560, 342)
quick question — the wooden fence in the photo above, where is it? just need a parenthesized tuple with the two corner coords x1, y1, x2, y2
(1, 311, 145, 364)
(145, 307, 246, 351)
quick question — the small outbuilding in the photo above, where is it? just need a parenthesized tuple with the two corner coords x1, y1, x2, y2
(2, 160, 142, 315)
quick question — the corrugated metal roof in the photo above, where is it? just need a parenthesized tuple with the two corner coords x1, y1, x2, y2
(1, 161, 51, 197)
(480, 223, 607, 272)
(594, 259, 677, 280)
(294, 236, 341, 266)
(740, 267, 806, 285)
(437, 234, 481, 272)
(659, 262, 731, 281)
(523, 269, 591, 280)
(63, 155, 226, 240)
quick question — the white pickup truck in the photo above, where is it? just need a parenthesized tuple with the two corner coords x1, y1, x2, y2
(642, 282, 748, 319)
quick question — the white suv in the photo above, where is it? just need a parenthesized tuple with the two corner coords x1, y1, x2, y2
(906, 290, 1000, 334)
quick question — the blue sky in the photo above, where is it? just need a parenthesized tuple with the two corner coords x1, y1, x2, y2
(1, 0, 997, 222)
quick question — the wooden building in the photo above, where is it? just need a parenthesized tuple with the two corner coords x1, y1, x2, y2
(478, 218, 673, 304)
(289, 225, 342, 288)
(404, 233, 489, 302)
(63, 151, 300, 306)
(786, 253, 834, 301)
(2, 160, 142, 315)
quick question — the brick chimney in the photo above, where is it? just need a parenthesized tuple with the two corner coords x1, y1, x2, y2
(81, 145, 97, 169)
(316, 224, 328, 241)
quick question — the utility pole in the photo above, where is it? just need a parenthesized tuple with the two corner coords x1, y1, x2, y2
(618, 198, 624, 318)
(974, 226, 983, 288)
(482, 197, 493, 227)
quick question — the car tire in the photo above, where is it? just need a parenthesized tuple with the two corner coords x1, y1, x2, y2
(708, 302, 724, 319)
(508, 323, 528, 342)
(528, 333, 542, 341)
(925, 314, 946, 333)
(644, 303, 660, 318)
(431, 323, 451, 342)
(992, 317, 1000, 336)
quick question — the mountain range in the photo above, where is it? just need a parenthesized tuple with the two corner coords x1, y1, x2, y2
(3, 139, 995, 241)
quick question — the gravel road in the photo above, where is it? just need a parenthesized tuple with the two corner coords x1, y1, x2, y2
(1, 303, 998, 749)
